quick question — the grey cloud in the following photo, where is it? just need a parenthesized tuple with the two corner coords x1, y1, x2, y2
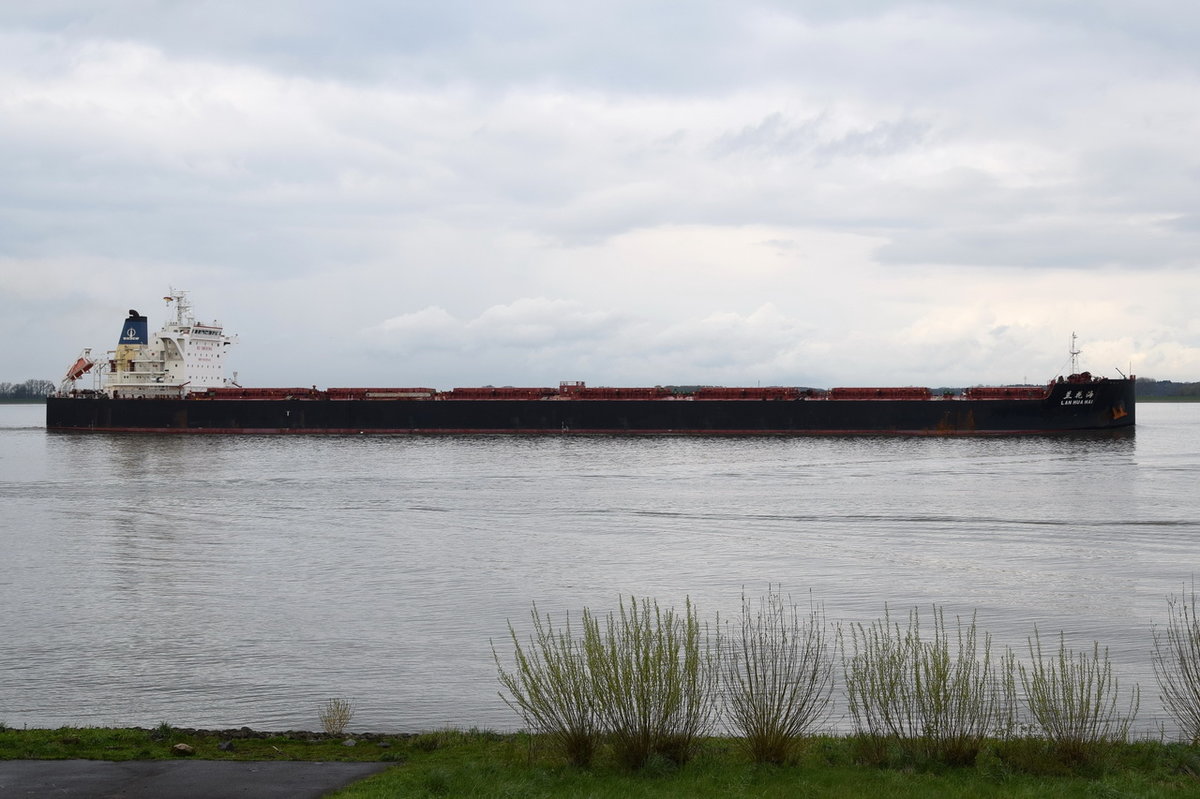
(712, 113, 824, 159)
(1164, 215, 1200, 234)
(6, 1, 1199, 96)
(372, 298, 632, 352)
(0, 2, 759, 91)
(877, 222, 1198, 270)
(5, 1, 1200, 383)
(712, 112, 931, 163)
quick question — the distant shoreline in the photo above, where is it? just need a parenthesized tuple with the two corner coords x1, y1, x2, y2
(8, 396, 1199, 404)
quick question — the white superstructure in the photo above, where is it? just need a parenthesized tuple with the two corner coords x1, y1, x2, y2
(99, 289, 237, 398)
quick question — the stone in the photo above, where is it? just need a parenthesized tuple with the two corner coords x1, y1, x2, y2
(172, 743, 195, 756)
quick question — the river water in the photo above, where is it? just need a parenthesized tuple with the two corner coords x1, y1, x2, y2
(1, 402, 1197, 734)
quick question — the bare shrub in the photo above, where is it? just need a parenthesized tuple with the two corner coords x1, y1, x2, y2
(493, 604, 600, 766)
(318, 698, 355, 736)
(583, 596, 719, 769)
(1153, 583, 1200, 743)
(723, 586, 834, 764)
(842, 605, 1013, 765)
(1019, 629, 1139, 761)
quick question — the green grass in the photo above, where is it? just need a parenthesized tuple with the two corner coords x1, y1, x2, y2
(5, 727, 1200, 797)
(327, 732, 1200, 799)
(0, 725, 412, 762)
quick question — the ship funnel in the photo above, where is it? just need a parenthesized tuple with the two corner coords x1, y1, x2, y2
(118, 311, 148, 345)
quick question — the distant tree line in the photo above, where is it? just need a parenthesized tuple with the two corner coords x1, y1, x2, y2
(1136, 377, 1200, 398)
(0, 379, 55, 400)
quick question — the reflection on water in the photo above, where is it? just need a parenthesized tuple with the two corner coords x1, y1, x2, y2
(0, 404, 1195, 734)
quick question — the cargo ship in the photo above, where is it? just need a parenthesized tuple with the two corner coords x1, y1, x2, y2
(46, 291, 1136, 435)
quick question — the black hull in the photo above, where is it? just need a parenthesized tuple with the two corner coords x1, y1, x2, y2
(46, 380, 1136, 435)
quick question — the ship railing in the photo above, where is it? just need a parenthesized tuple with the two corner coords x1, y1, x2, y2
(563, 387, 675, 399)
(191, 387, 322, 400)
(828, 387, 934, 400)
(962, 386, 1052, 400)
(449, 387, 559, 399)
(328, 388, 437, 400)
(693, 387, 803, 400)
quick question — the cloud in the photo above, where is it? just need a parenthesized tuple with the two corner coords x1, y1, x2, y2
(3, 2, 1200, 386)
(372, 298, 628, 352)
(877, 221, 1200, 270)
(366, 298, 818, 386)
(374, 306, 464, 345)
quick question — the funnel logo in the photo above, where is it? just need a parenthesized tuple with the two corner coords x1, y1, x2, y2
(118, 316, 148, 344)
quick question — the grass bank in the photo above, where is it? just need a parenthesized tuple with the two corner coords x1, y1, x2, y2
(331, 730, 1200, 798)
(3, 727, 1199, 798)
(0, 724, 409, 762)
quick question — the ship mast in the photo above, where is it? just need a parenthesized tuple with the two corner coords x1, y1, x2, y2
(165, 288, 191, 326)
(1069, 332, 1080, 374)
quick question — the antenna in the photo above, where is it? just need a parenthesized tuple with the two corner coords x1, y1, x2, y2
(1069, 332, 1080, 374)
(164, 287, 191, 325)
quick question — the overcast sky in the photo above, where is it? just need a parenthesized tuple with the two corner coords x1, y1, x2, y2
(4, 1, 1199, 389)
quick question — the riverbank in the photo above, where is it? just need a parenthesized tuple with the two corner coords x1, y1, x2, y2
(0, 725, 413, 762)
(3, 727, 1198, 798)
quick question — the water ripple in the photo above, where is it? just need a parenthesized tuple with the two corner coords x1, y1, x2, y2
(1, 403, 1197, 734)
